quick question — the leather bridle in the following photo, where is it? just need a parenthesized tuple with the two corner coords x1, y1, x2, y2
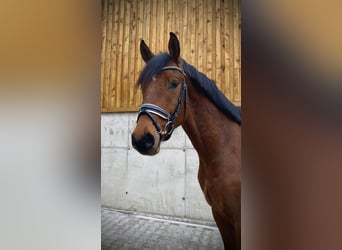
(137, 65, 187, 141)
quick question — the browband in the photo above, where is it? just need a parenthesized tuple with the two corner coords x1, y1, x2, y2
(161, 66, 186, 76)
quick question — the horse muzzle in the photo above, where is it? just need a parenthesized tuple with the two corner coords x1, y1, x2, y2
(131, 131, 160, 155)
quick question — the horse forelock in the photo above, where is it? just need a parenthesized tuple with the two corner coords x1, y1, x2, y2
(136, 53, 171, 87)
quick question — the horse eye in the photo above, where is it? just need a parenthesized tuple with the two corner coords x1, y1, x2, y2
(168, 80, 179, 89)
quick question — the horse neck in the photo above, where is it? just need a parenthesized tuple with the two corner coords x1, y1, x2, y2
(181, 80, 240, 164)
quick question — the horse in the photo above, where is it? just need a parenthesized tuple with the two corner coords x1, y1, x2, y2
(131, 32, 241, 249)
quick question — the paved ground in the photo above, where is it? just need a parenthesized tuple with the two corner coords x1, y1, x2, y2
(102, 207, 224, 250)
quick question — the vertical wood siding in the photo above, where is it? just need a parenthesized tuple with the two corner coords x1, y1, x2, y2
(101, 0, 241, 112)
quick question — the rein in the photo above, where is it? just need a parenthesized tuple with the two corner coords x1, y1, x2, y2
(137, 66, 187, 141)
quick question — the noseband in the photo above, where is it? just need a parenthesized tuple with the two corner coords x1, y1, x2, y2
(137, 66, 187, 141)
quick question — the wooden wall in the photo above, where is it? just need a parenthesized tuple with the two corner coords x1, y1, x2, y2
(101, 0, 240, 112)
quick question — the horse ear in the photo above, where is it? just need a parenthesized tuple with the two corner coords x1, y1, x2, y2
(140, 39, 154, 62)
(168, 32, 180, 62)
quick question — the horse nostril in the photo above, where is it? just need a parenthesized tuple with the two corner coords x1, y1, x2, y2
(131, 133, 155, 153)
(142, 133, 154, 150)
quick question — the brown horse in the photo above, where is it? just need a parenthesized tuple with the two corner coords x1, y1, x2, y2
(131, 32, 241, 249)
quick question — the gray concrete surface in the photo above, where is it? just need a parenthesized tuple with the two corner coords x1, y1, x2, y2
(101, 207, 224, 250)
(101, 113, 214, 220)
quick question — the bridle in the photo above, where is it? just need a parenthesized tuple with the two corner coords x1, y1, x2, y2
(137, 65, 187, 141)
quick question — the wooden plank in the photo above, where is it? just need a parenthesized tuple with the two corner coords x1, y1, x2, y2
(133, 2, 139, 107)
(114, 0, 125, 108)
(134, 0, 144, 108)
(205, 0, 213, 79)
(223, 0, 231, 100)
(159, 0, 165, 51)
(103, 0, 114, 112)
(233, 0, 240, 69)
(109, 0, 119, 109)
(203, 0, 209, 76)
(180, 0, 187, 59)
(233, 68, 241, 105)
(215, 0, 222, 91)
(121, 0, 131, 109)
(233, 0, 241, 104)
(172, 0, 178, 37)
(166, 0, 173, 40)
(155, 0, 160, 49)
(144, 0, 151, 48)
(188, 0, 196, 65)
(209, 0, 215, 80)
(197, 0, 204, 73)
(229, 0, 235, 101)
(233, 0, 241, 105)
(220, 0, 227, 97)
(100, 0, 108, 111)
(149, 0, 157, 52)
(128, 0, 137, 107)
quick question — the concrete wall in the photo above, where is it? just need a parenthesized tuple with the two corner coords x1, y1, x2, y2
(101, 113, 214, 221)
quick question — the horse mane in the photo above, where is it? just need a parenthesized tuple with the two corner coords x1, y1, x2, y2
(136, 53, 241, 124)
(182, 60, 241, 125)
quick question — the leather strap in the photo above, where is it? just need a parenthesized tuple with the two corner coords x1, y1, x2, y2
(137, 65, 187, 141)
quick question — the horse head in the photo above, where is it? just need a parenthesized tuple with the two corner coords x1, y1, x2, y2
(131, 32, 187, 155)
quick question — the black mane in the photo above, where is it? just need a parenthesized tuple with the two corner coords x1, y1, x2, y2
(182, 60, 241, 124)
(136, 53, 171, 86)
(136, 53, 241, 124)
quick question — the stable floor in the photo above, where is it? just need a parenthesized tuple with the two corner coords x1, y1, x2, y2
(101, 207, 224, 250)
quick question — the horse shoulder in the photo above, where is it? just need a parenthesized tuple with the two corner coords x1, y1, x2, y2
(198, 158, 240, 212)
